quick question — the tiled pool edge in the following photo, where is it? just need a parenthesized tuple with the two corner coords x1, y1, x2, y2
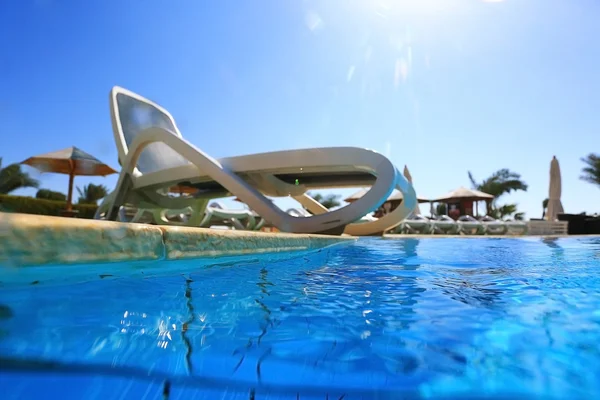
(384, 234, 600, 239)
(0, 213, 356, 267)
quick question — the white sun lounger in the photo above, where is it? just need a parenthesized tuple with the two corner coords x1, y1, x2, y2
(457, 215, 485, 235)
(286, 207, 311, 218)
(95, 86, 416, 235)
(198, 201, 263, 230)
(432, 215, 460, 234)
(400, 214, 433, 234)
(98, 200, 261, 230)
(480, 215, 507, 235)
(505, 219, 528, 235)
(164, 201, 265, 230)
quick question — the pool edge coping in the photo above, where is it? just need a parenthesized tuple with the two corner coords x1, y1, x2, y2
(384, 233, 600, 239)
(0, 212, 356, 267)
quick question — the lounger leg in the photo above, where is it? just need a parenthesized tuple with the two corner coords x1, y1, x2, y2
(245, 214, 256, 230)
(293, 195, 328, 215)
(94, 192, 113, 220)
(254, 218, 265, 231)
(106, 174, 134, 221)
(230, 218, 245, 230)
(186, 199, 209, 227)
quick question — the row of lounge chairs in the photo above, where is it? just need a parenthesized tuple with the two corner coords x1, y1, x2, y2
(115, 201, 266, 231)
(397, 214, 528, 235)
(110, 202, 528, 236)
(110, 203, 383, 232)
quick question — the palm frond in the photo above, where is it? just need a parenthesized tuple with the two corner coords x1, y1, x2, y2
(77, 183, 109, 205)
(468, 171, 478, 189)
(469, 168, 528, 199)
(0, 162, 40, 194)
(580, 154, 600, 186)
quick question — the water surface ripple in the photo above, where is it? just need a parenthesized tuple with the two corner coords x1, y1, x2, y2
(2, 237, 600, 399)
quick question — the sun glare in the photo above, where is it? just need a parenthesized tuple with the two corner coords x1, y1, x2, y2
(364, 0, 465, 15)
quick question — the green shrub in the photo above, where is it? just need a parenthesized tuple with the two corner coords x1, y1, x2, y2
(0, 195, 97, 219)
(36, 189, 67, 201)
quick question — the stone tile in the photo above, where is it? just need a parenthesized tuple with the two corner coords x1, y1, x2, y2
(161, 226, 354, 260)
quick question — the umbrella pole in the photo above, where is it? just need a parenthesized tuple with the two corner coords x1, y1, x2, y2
(66, 170, 75, 211)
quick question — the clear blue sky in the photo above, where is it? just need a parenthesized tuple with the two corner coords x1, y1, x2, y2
(1, 0, 598, 218)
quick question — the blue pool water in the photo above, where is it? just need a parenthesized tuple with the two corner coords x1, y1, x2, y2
(1, 237, 600, 399)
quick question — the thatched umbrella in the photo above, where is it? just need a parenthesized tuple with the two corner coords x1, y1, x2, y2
(386, 191, 430, 203)
(433, 187, 494, 202)
(21, 146, 117, 214)
(546, 156, 564, 221)
(433, 186, 494, 217)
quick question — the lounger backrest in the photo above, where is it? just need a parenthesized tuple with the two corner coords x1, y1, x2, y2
(109, 86, 190, 175)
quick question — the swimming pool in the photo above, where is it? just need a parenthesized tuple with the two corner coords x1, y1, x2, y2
(1, 236, 600, 399)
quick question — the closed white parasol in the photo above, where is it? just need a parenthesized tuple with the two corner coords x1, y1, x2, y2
(546, 155, 564, 221)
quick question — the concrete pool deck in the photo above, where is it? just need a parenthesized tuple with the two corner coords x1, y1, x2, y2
(0, 212, 356, 267)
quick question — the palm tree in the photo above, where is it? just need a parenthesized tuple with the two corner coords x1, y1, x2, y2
(468, 168, 528, 219)
(76, 183, 108, 205)
(0, 157, 40, 195)
(435, 203, 447, 216)
(580, 153, 600, 187)
(310, 192, 341, 209)
(542, 198, 549, 219)
(468, 169, 528, 198)
(488, 204, 525, 220)
(514, 212, 525, 221)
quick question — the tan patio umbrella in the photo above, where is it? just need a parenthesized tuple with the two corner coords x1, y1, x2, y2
(21, 146, 117, 213)
(169, 184, 197, 196)
(546, 156, 564, 221)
